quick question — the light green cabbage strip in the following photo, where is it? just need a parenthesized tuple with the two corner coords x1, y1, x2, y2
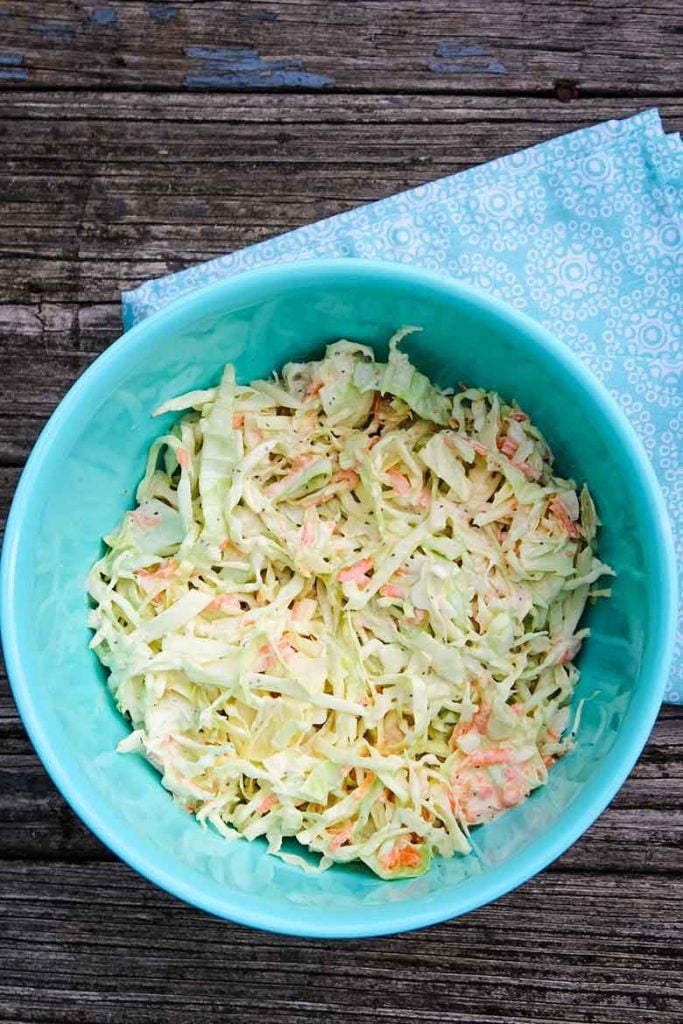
(88, 331, 612, 880)
(198, 364, 238, 549)
(354, 329, 452, 425)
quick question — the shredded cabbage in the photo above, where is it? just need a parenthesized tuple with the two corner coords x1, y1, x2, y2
(88, 331, 612, 879)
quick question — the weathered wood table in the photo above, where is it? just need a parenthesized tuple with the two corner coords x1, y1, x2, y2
(1, 3, 681, 1021)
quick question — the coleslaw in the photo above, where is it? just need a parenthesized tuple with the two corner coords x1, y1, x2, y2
(88, 330, 612, 879)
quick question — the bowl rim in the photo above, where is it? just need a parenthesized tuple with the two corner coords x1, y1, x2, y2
(1, 257, 677, 938)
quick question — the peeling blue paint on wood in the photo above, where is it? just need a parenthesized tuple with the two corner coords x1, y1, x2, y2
(89, 7, 117, 25)
(184, 45, 332, 89)
(147, 3, 177, 21)
(434, 42, 492, 59)
(431, 57, 507, 74)
(186, 46, 254, 61)
(28, 21, 76, 39)
(0, 52, 28, 80)
(429, 40, 508, 75)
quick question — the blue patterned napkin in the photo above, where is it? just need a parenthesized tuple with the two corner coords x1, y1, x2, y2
(122, 109, 682, 703)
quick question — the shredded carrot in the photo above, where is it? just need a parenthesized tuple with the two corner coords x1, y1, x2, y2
(303, 469, 358, 508)
(550, 497, 581, 539)
(291, 454, 317, 471)
(338, 557, 374, 586)
(205, 594, 241, 613)
(449, 720, 476, 750)
(354, 772, 376, 800)
(333, 469, 359, 486)
(301, 515, 316, 546)
(328, 825, 354, 851)
(473, 701, 491, 734)
(257, 793, 277, 815)
(177, 447, 190, 469)
(254, 644, 275, 673)
(379, 583, 405, 600)
(306, 379, 324, 398)
(497, 436, 518, 458)
(137, 560, 176, 583)
(468, 749, 511, 767)
(232, 412, 245, 428)
(380, 840, 422, 872)
(277, 636, 296, 662)
(511, 460, 539, 480)
(387, 468, 410, 495)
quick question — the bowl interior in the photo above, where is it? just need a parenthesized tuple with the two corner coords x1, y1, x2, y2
(2, 260, 673, 937)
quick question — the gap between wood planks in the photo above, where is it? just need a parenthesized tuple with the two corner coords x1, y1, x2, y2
(1, 91, 682, 119)
(2, 83, 683, 97)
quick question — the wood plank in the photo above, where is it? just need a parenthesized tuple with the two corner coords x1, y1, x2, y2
(2, 96, 681, 286)
(0, 465, 20, 544)
(0, 861, 680, 1024)
(0, 304, 111, 464)
(0, 0, 681, 94)
(1, 94, 681, 463)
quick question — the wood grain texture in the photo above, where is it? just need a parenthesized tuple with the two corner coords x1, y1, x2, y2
(0, 860, 681, 1024)
(0, 0, 681, 94)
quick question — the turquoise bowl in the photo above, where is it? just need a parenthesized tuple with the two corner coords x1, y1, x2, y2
(1, 259, 676, 938)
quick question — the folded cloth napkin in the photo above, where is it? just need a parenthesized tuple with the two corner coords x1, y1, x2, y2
(122, 108, 682, 703)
